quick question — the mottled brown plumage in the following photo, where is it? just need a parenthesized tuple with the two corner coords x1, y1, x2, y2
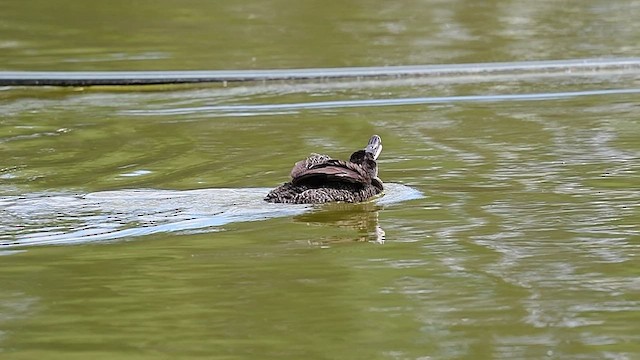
(265, 135, 384, 204)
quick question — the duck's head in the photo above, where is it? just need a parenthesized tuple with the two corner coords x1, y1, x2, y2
(349, 135, 382, 178)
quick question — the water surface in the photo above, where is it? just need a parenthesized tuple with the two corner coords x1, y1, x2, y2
(1, 1, 639, 359)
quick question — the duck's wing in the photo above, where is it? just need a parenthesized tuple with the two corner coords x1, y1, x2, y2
(290, 153, 331, 179)
(292, 160, 370, 186)
(290, 159, 310, 180)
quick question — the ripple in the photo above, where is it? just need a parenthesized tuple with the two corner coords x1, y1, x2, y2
(123, 88, 640, 116)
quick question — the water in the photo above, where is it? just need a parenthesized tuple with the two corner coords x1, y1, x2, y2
(1, 1, 640, 359)
(0, 183, 421, 247)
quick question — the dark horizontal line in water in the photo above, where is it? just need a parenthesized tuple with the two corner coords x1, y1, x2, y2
(125, 88, 640, 115)
(1, 57, 640, 86)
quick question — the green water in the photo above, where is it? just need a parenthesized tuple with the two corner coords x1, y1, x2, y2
(1, 1, 640, 359)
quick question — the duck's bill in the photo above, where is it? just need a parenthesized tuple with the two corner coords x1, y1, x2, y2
(365, 135, 383, 160)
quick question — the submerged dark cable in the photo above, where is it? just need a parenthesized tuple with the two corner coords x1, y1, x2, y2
(1, 58, 640, 87)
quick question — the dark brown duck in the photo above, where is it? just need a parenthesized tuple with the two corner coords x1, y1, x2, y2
(265, 135, 384, 204)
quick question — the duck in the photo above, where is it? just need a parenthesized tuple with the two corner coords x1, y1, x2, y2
(265, 135, 384, 204)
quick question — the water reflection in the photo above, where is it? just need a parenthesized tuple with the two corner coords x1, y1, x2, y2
(294, 202, 386, 246)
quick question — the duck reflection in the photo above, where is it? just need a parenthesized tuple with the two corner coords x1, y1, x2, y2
(293, 202, 386, 246)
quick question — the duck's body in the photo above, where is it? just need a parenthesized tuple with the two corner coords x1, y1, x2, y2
(265, 135, 384, 204)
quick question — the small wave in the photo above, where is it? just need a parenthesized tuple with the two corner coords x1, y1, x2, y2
(123, 88, 640, 116)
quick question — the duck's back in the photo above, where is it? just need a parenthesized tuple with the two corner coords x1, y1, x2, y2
(265, 135, 384, 204)
(291, 158, 372, 188)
